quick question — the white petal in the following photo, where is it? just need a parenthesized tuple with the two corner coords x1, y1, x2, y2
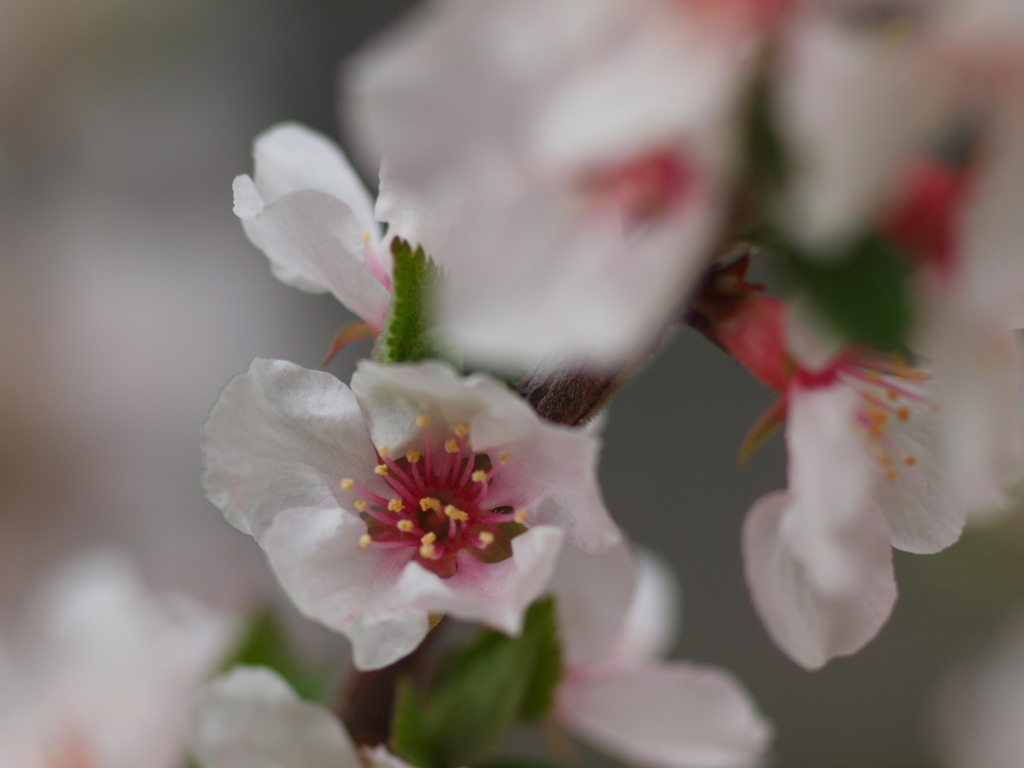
(872, 387, 967, 553)
(251, 122, 380, 244)
(615, 548, 681, 662)
(232, 174, 264, 220)
(191, 667, 359, 768)
(778, 9, 951, 251)
(742, 491, 897, 670)
(363, 744, 419, 768)
(784, 385, 878, 594)
(262, 506, 430, 671)
(240, 190, 390, 327)
(560, 663, 772, 768)
(549, 541, 637, 667)
(395, 525, 564, 636)
(352, 361, 622, 553)
(202, 358, 387, 538)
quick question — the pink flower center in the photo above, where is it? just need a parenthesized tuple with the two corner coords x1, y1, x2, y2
(801, 354, 936, 482)
(341, 416, 527, 579)
(579, 149, 695, 228)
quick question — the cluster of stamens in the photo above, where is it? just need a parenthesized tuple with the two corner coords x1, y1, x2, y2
(341, 415, 528, 578)
(838, 356, 937, 482)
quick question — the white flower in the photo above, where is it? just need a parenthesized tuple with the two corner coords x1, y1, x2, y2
(348, 0, 759, 367)
(0, 551, 237, 768)
(232, 122, 392, 328)
(551, 544, 773, 768)
(202, 358, 621, 670)
(190, 665, 414, 768)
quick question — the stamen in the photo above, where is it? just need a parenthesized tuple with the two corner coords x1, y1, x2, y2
(471, 470, 487, 483)
(421, 532, 437, 545)
(455, 423, 469, 437)
(478, 531, 495, 546)
(444, 438, 459, 453)
(397, 519, 415, 532)
(904, 455, 917, 466)
(420, 497, 441, 512)
(885, 468, 898, 481)
(377, 445, 390, 458)
(340, 478, 354, 491)
(354, 499, 368, 512)
(897, 407, 910, 421)
(416, 415, 431, 428)
(445, 505, 469, 521)
(406, 450, 421, 463)
(359, 535, 371, 549)
(514, 509, 529, 524)
(388, 499, 405, 512)
(419, 543, 436, 558)
(374, 464, 389, 476)
(498, 452, 510, 465)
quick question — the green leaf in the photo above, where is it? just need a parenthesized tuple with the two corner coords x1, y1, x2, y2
(374, 238, 444, 364)
(224, 607, 333, 703)
(777, 235, 915, 352)
(391, 597, 563, 768)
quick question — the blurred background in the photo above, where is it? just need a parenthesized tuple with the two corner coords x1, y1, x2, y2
(1, 1, 1023, 766)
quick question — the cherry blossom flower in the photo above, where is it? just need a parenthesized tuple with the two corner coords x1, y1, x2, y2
(190, 665, 413, 768)
(347, 0, 764, 368)
(202, 358, 621, 670)
(231, 122, 392, 330)
(551, 544, 773, 768)
(0, 551, 237, 768)
(709, 293, 977, 667)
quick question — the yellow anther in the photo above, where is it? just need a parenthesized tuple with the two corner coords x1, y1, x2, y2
(416, 415, 431, 428)
(406, 450, 421, 463)
(397, 519, 415, 532)
(444, 438, 459, 453)
(359, 534, 372, 549)
(478, 531, 495, 545)
(388, 499, 405, 512)
(354, 499, 368, 512)
(897, 407, 911, 421)
(362, 231, 372, 246)
(514, 509, 529, 524)
(340, 478, 355, 491)
(445, 505, 469, 521)
(886, 388, 900, 401)
(471, 470, 488, 483)
(420, 497, 441, 512)
(455, 423, 469, 437)
(904, 455, 917, 467)
(419, 543, 436, 558)
(498, 452, 510, 465)
(377, 445, 390, 458)
(374, 464, 389, 476)
(421, 532, 437, 545)
(870, 410, 887, 425)
(885, 468, 898, 482)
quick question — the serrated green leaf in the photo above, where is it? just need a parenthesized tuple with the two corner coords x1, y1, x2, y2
(225, 607, 332, 703)
(390, 597, 564, 768)
(778, 235, 915, 352)
(374, 238, 443, 364)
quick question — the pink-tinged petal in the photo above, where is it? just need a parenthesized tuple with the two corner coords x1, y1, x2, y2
(549, 541, 637, 667)
(191, 667, 360, 768)
(560, 663, 772, 768)
(251, 122, 380, 245)
(351, 361, 622, 553)
(614, 548, 681, 662)
(238, 189, 390, 328)
(395, 525, 564, 636)
(927, 307, 1024, 519)
(262, 506, 429, 671)
(784, 384, 878, 594)
(777, 9, 951, 251)
(202, 358, 387, 538)
(742, 491, 897, 670)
